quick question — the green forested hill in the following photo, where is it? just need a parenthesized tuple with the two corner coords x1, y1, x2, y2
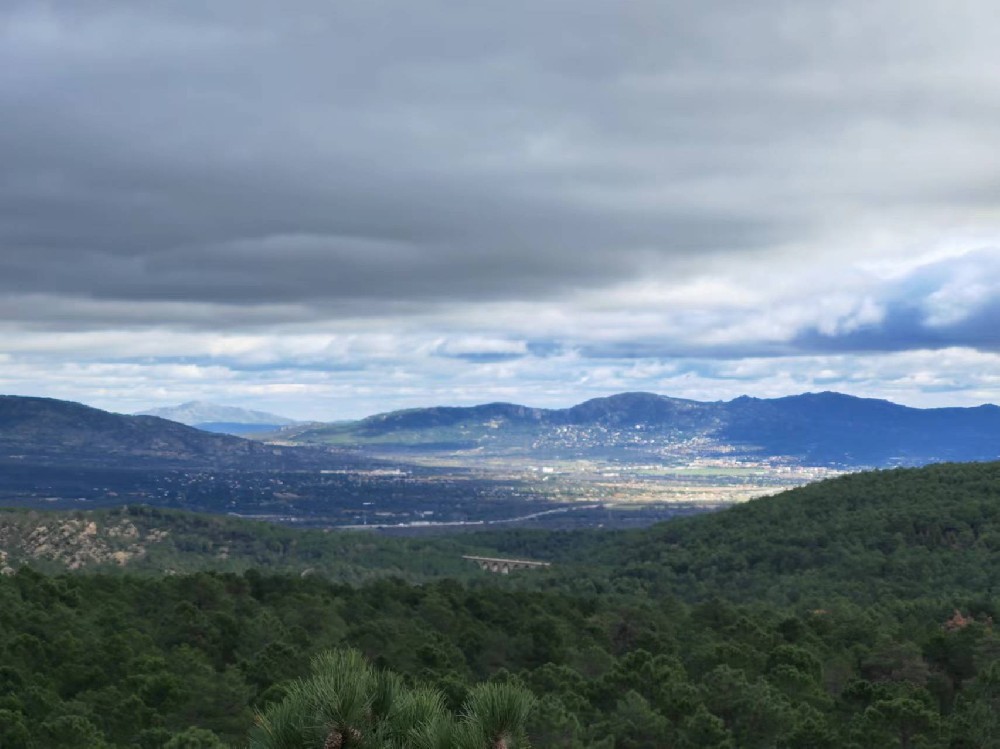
(622, 461, 1000, 604)
(5, 462, 1000, 748)
(484, 461, 1000, 605)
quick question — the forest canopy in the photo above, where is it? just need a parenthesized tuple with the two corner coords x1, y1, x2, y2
(3, 461, 1000, 747)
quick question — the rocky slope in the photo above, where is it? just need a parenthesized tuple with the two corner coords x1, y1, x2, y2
(0, 505, 482, 581)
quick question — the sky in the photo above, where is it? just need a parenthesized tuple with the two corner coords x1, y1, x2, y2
(2, 1, 1000, 420)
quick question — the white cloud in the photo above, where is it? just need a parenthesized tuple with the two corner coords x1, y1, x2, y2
(434, 336, 529, 357)
(924, 279, 994, 327)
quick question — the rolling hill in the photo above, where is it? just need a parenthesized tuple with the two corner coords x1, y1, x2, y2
(483, 459, 1000, 605)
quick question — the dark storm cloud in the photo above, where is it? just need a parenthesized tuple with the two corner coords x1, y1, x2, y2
(791, 302, 1000, 353)
(793, 249, 1000, 353)
(6, 0, 1000, 326)
(579, 301, 1000, 361)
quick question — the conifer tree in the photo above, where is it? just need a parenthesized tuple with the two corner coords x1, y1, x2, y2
(248, 649, 535, 749)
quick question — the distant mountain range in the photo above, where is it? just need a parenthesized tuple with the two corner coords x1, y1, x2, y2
(4, 391, 1000, 472)
(277, 391, 1000, 467)
(0, 395, 338, 470)
(136, 401, 299, 436)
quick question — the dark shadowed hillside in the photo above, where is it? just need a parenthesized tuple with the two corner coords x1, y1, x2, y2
(0, 395, 359, 470)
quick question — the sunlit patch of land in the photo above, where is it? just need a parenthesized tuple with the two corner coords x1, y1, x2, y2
(356, 450, 847, 512)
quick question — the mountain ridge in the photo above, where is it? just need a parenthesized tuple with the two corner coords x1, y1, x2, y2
(6, 390, 1000, 471)
(279, 390, 1000, 466)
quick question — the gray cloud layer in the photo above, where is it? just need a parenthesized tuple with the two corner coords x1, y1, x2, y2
(4, 2, 998, 317)
(3, 1, 1000, 415)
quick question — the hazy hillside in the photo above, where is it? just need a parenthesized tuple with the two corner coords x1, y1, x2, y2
(280, 391, 1000, 466)
(137, 401, 299, 436)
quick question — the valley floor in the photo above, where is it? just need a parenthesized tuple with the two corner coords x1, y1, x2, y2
(0, 458, 842, 532)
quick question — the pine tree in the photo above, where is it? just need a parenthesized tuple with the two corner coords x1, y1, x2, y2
(248, 649, 535, 749)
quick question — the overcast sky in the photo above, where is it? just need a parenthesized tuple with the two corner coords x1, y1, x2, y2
(2, 1, 1000, 419)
